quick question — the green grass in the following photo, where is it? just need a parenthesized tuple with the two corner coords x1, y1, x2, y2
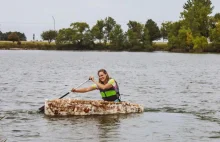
(153, 42, 169, 51)
(0, 41, 55, 45)
(0, 41, 56, 50)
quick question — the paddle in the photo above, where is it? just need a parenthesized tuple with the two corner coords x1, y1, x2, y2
(38, 79, 90, 113)
(0, 116, 5, 120)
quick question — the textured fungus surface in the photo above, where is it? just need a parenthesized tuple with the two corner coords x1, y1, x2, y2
(45, 99, 144, 116)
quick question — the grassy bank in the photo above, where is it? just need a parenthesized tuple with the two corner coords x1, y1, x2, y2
(1, 41, 220, 53)
(0, 41, 56, 50)
(0, 41, 169, 51)
(152, 42, 169, 51)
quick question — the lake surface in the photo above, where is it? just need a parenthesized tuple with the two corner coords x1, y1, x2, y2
(0, 50, 220, 142)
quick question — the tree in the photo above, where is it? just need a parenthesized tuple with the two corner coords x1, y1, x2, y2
(126, 21, 143, 49)
(16, 32, 27, 41)
(56, 28, 75, 44)
(160, 21, 172, 41)
(125, 21, 152, 51)
(209, 13, 220, 30)
(214, 13, 220, 21)
(178, 28, 193, 50)
(1, 32, 9, 40)
(8, 32, 19, 43)
(82, 30, 94, 47)
(167, 21, 183, 49)
(142, 28, 152, 50)
(209, 21, 220, 51)
(91, 20, 105, 43)
(210, 21, 220, 43)
(145, 19, 161, 44)
(104, 17, 116, 44)
(0, 31, 26, 41)
(41, 30, 57, 44)
(109, 24, 125, 49)
(193, 36, 208, 51)
(70, 22, 90, 46)
(181, 0, 213, 37)
(0, 31, 2, 40)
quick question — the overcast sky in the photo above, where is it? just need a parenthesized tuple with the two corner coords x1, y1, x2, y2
(0, 0, 220, 40)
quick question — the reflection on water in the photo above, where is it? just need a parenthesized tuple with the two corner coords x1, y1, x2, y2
(45, 114, 134, 140)
(0, 50, 220, 141)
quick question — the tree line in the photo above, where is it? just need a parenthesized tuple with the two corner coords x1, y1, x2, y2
(163, 0, 220, 52)
(41, 18, 161, 51)
(2, 0, 220, 52)
(41, 0, 220, 52)
(0, 31, 26, 42)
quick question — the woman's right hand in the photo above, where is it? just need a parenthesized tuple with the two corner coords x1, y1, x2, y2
(71, 88, 76, 92)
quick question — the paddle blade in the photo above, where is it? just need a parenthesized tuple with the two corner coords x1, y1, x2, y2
(38, 105, 45, 113)
(38, 92, 70, 113)
(37, 79, 89, 113)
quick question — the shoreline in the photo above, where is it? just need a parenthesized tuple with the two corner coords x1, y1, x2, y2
(0, 41, 219, 53)
(1, 48, 220, 54)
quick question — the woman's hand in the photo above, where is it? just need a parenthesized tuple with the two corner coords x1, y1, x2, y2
(89, 76, 95, 82)
(71, 88, 76, 92)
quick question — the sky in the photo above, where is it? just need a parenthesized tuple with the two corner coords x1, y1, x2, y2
(0, 0, 220, 41)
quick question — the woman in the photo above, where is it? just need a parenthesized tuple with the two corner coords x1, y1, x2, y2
(71, 69, 121, 102)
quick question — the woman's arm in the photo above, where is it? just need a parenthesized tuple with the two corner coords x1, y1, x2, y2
(71, 86, 96, 93)
(93, 81, 112, 90)
(90, 76, 113, 90)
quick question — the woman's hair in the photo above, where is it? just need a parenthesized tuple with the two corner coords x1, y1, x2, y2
(98, 69, 110, 84)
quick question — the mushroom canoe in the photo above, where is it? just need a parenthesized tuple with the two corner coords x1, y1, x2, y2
(44, 99, 144, 116)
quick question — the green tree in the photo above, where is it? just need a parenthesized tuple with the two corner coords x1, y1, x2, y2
(214, 13, 220, 21)
(167, 21, 182, 49)
(16, 32, 27, 41)
(186, 29, 193, 48)
(126, 21, 143, 49)
(160, 21, 172, 41)
(82, 30, 94, 47)
(142, 28, 152, 50)
(0, 31, 2, 40)
(1, 31, 26, 41)
(8, 32, 19, 43)
(104, 17, 116, 44)
(193, 36, 208, 52)
(210, 21, 220, 43)
(145, 19, 161, 44)
(56, 28, 75, 44)
(168, 35, 180, 50)
(109, 24, 125, 49)
(181, 0, 213, 37)
(209, 13, 220, 29)
(178, 27, 193, 50)
(0, 32, 8, 40)
(91, 20, 105, 43)
(70, 22, 90, 46)
(41, 30, 57, 44)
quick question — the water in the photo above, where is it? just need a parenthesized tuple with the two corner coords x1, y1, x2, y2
(0, 50, 220, 142)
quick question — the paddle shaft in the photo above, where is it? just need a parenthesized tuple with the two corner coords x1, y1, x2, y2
(38, 79, 89, 112)
(58, 79, 90, 99)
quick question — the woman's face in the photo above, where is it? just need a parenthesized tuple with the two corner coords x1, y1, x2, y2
(98, 71, 107, 82)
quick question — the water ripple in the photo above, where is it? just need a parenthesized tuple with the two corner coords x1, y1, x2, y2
(0, 51, 220, 141)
